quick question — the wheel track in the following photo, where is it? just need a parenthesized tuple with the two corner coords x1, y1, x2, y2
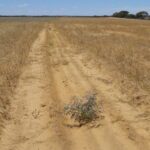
(0, 28, 52, 150)
(0, 24, 149, 150)
(46, 28, 101, 150)
(49, 28, 134, 150)
(48, 25, 150, 150)
(48, 26, 130, 150)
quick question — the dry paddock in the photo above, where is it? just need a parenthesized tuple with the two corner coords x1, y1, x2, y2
(0, 17, 149, 150)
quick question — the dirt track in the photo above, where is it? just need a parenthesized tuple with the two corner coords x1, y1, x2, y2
(0, 25, 149, 150)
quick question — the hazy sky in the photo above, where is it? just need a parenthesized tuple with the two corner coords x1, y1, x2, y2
(0, 0, 150, 16)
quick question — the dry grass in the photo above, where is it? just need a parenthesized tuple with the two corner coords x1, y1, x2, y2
(0, 17, 149, 135)
(53, 18, 150, 93)
(0, 20, 44, 132)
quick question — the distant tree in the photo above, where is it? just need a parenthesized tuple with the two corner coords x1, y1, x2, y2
(103, 15, 109, 17)
(119, 11, 129, 18)
(136, 11, 149, 19)
(112, 11, 129, 18)
(112, 12, 119, 17)
(127, 14, 136, 19)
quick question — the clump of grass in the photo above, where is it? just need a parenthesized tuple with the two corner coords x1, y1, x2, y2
(64, 92, 100, 125)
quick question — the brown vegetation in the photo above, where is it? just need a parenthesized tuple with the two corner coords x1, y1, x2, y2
(53, 18, 150, 93)
(0, 18, 149, 150)
(0, 21, 43, 133)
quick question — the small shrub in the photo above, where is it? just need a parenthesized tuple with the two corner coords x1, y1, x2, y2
(64, 92, 100, 125)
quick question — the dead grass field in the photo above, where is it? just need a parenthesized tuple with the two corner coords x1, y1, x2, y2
(0, 18, 149, 150)
(0, 20, 44, 133)
(54, 18, 150, 91)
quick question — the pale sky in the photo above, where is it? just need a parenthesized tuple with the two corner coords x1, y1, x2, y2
(0, 0, 150, 16)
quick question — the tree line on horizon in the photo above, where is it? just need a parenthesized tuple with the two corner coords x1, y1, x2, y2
(0, 10, 149, 19)
(112, 11, 149, 19)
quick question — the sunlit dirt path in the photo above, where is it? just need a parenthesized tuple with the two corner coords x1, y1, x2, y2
(0, 25, 149, 150)
(0, 28, 53, 150)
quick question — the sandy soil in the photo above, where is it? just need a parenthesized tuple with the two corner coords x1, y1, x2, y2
(0, 25, 149, 150)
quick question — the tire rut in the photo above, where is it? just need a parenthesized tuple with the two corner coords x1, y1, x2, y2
(0, 24, 149, 150)
(48, 25, 150, 150)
